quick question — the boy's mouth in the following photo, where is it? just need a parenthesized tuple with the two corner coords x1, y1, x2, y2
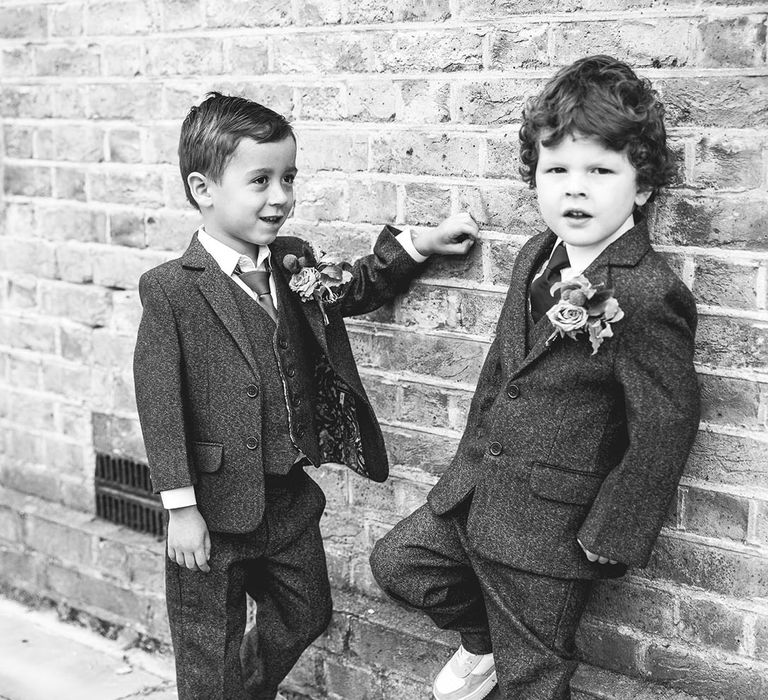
(259, 215, 283, 225)
(563, 209, 592, 219)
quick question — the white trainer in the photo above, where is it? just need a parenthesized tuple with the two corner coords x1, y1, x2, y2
(432, 645, 497, 700)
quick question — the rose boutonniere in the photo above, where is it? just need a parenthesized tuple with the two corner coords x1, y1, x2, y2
(545, 275, 624, 355)
(283, 247, 353, 325)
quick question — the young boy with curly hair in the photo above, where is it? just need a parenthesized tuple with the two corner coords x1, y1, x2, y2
(370, 55, 701, 700)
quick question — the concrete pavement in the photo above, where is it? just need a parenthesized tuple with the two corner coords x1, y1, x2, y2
(0, 597, 177, 700)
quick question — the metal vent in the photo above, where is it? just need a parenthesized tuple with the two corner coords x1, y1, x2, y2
(95, 453, 165, 537)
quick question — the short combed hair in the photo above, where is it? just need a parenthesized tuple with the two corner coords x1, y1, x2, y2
(519, 55, 675, 200)
(178, 92, 294, 210)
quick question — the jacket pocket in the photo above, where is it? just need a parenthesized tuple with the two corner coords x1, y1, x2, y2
(529, 462, 602, 505)
(191, 441, 224, 473)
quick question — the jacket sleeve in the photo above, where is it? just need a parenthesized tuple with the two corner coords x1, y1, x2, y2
(133, 272, 194, 493)
(577, 281, 700, 567)
(337, 225, 424, 318)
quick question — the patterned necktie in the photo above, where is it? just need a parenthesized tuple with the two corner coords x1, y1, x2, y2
(235, 254, 278, 324)
(529, 243, 571, 323)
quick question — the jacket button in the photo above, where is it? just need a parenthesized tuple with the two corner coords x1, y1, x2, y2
(279, 337, 289, 350)
(488, 441, 503, 456)
(246, 384, 259, 398)
(506, 383, 520, 399)
(286, 367, 296, 378)
(292, 395, 302, 407)
(246, 436, 259, 450)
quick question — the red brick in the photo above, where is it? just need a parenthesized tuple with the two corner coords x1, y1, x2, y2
(699, 374, 762, 429)
(682, 486, 749, 542)
(86, 1, 159, 35)
(693, 257, 759, 310)
(697, 15, 767, 68)
(396, 80, 450, 124)
(371, 132, 480, 177)
(4, 164, 52, 198)
(36, 46, 100, 77)
(645, 643, 768, 698)
(347, 0, 450, 22)
(205, 0, 291, 27)
(695, 314, 768, 369)
(0, 5, 47, 39)
(641, 534, 768, 597)
(678, 595, 744, 652)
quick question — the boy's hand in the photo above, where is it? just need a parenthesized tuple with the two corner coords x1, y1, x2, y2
(411, 212, 478, 257)
(167, 505, 211, 573)
(577, 538, 617, 565)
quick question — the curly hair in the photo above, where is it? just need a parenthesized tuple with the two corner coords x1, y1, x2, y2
(519, 55, 675, 200)
(179, 92, 294, 210)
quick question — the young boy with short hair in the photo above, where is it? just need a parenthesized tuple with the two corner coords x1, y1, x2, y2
(133, 92, 477, 700)
(370, 56, 700, 700)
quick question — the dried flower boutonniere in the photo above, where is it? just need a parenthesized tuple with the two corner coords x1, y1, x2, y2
(283, 247, 353, 325)
(545, 275, 624, 355)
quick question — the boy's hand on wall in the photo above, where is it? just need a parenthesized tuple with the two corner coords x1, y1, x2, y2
(167, 505, 212, 573)
(411, 212, 478, 256)
(577, 538, 617, 565)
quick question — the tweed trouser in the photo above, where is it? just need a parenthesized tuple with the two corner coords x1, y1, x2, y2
(370, 501, 592, 700)
(165, 468, 332, 700)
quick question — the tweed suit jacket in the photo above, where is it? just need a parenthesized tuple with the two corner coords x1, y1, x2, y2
(428, 221, 701, 579)
(133, 226, 422, 533)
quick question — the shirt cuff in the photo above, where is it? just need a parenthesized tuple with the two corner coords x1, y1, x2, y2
(395, 226, 429, 263)
(160, 486, 197, 509)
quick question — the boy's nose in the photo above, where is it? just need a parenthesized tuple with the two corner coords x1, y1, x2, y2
(564, 173, 587, 197)
(268, 183, 289, 206)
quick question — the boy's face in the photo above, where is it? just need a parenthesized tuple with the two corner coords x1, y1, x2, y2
(534, 132, 651, 248)
(200, 135, 297, 254)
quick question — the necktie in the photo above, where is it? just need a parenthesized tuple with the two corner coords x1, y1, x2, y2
(235, 254, 278, 324)
(529, 243, 571, 323)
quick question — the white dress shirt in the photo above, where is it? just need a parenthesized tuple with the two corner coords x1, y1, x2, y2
(160, 225, 425, 509)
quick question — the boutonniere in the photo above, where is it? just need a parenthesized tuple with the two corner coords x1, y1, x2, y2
(283, 247, 353, 325)
(545, 275, 624, 355)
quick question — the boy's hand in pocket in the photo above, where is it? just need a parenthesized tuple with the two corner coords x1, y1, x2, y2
(577, 538, 617, 565)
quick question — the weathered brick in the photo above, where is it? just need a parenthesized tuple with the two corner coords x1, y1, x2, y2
(753, 500, 768, 546)
(348, 0, 450, 23)
(755, 613, 768, 662)
(697, 15, 767, 68)
(682, 486, 749, 542)
(456, 78, 539, 125)
(91, 247, 167, 290)
(381, 425, 459, 476)
(490, 25, 549, 69)
(457, 184, 540, 235)
(678, 595, 744, 652)
(205, 0, 291, 27)
(145, 209, 200, 251)
(146, 37, 224, 76)
(2, 47, 35, 78)
(0, 317, 57, 354)
(88, 83, 156, 120)
(0, 85, 54, 119)
(686, 430, 768, 488)
(7, 354, 42, 390)
(107, 130, 142, 164)
(347, 180, 398, 225)
(695, 314, 768, 369)
(403, 183, 452, 226)
(297, 85, 346, 121)
(691, 135, 766, 191)
(396, 80, 450, 124)
(293, 179, 347, 222)
(89, 169, 163, 207)
(52, 84, 89, 119)
(296, 129, 369, 172)
(371, 132, 480, 177)
(485, 133, 523, 179)
(456, 0, 582, 17)
(348, 82, 397, 122)
(25, 515, 94, 568)
(585, 579, 676, 637)
(225, 36, 269, 74)
(162, 0, 204, 30)
(53, 167, 87, 201)
(92, 412, 146, 460)
(295, 0, 343, 25)
(86, 0, 159, 34)
(55, 242, 94, 284)
(0, 238, 56, 278)
(102, 43, 144, 77)
(693, 257, 759, 310)
(457, 289, 506, 336)
(0, 547, 44, 593)
(39, 280, 112, 327)
(4, 164, 52, 198)
(645, 643, 768, 698)
(3, 125, 34, 159)
(325, 658, 380, 699)
(641, 534, 768, 597)
(552, 19, 693, 68)
(42, 361, 92, 399)
(699, 373, 762, 428)
(36, 46, 100, 77)
(396, 284, 457, 331)
(37, 205, 107, 243)
(44, 124, 103, 162)
(6, 275, 38, 310)
(487, 236, 526, 286)
(576, 620, 644, 677)
(51, 3, 84, 37)
(0, 5, 47, 39)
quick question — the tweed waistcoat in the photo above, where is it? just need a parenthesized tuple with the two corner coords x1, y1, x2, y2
(227, 269, 321, 474)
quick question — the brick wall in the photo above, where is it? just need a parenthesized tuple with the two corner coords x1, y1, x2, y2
(1, 1, 767, 698)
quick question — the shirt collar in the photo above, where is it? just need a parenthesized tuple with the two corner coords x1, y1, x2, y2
(555, 214, 635, 275)
(197, 227, 272, 275)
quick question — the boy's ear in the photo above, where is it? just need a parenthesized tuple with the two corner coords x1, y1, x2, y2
(634, 189, 653, 207)
(187, 172, 213, 209)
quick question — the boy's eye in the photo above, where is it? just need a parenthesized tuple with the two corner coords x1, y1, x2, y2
(547, 167, 566, 174)
(252, 176, 268, 185)
(594, 168, 614, 175)
(283, 173, 295, 185)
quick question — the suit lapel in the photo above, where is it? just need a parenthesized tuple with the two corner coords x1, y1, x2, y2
(499, 230, 556, 374)
(182, 234, 261, 378)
